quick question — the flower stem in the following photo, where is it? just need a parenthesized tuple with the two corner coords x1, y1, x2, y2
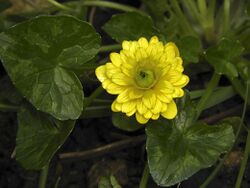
(197, 0, 207, 18)
(235, 82, 249, 188)
(223, 0, 230, 34)
(139, 163, 149, 188)
(83, 86, 104, 110)
(47, 0, 72, 11)
(38, 164, 49, 188)
(195, 72, 221, 120)
(229, 77, 249, 104)
(80, 1, 144, 14)
(0, 102, 19, 112)
(235, 130, 250, 188)
(99, 44, 121, 53)
(170, 0, 196, 36)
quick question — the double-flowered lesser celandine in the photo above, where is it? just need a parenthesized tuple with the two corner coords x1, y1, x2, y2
(95, 36, 189, 124)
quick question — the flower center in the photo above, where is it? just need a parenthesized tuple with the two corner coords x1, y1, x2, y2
(135, 69, 155, 88)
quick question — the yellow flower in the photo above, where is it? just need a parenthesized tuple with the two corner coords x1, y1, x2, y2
(95, 36, 189, 124)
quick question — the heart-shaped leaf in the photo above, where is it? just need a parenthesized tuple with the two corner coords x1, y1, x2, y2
(176, 36, 202, 64)
(103, 12, 158, 42)
(146, 120, 234, 186)
(16, 105, 75, 170)
(0, 15, 101, 120)
(205, 38, 244, 78)
(145, 96, 235, 186)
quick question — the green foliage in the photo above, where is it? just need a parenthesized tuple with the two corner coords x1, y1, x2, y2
(16, 105, 75, 170)
(176, 36, 202, 64)
(112, 112, 142, 132)
(205, 38, 244, 78)
(146, 112, 235, 186)
(98, 175, 122, 188)
(103, 12, 158, 42)
(237, 60, 250, 82)
(141, 0, 178, 39)
(0, 15, 101, 120)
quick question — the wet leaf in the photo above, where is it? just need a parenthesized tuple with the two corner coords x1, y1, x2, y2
(16, 105, 75, 170)
(176, 36, 202, 64)
(103, 12, 158, 42)
(0, 15, 101, 120)
(205, 38, 244, 78)
(146, 95, 235, 186)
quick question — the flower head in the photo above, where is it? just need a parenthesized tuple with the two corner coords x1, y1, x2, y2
(95, 36, 189, 124)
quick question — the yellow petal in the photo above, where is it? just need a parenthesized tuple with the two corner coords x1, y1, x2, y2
(95, 65, 107, 82)
(136, 112, 149, 124)
(110, 53, 122, 67)
(165, 42, 179, 57)
(138, 37, 149, 48)
(161, 104, 167, 112)
(156, 92, 172, 103)
(173, 88, 184, 98)
(111, 73, 131, 86)
(161, 101, 177, 119)
(122, 101, 136, 113)
(152, 113, 160, 120)
(129, 89, 143, 99)
(116, 90, 130, 103)
(144, 110, 152, 119)
(106, 63, 120, 79)
(172, 75, 189, 87)
(126, 108, 136, 116)
(122, 41, 131, 50)
(137, 100, 147, 114)
(155, 80, 174, 94)
(106, 83, 124, 94)
(149, 36, 159, 44)
(111, 100, 122, 112)
(142, 91, 156, 109)
(151, 99, 162, 114)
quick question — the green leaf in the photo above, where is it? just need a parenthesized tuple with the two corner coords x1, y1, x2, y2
(176, 36, 202, 64)
(237, 59, 250, 82)
(0, 15, 101, 120)
(103, 12, 158, 42)
(99, 175, 122, 188)
(141, 0, 178, 40)
(146, 120, 234, 186)
(112, 112, 142, 132)
(16, 105, 75, 170)
(205, 38, 244, 78)
(145, 96, 235, 186)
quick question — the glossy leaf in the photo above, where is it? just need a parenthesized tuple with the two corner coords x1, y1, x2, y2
(0, 15, 101, 120)
(205, 38, 244, 78)
(103, 12, 158, 42)
(145, 96, 235, 186)
(112, 112, 142, 132)
(146, 120, 234, 186)
(176, 36, 202, 64)
(16, 105, 75, 170)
